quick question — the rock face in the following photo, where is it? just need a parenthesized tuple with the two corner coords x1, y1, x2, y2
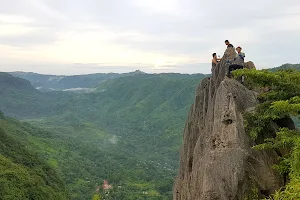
(173, 48, 281, 200)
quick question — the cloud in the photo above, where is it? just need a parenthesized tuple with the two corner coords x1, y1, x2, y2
(130, 0, 182, 15)
(0, 14, 34, 23)
(0, 14, 37, 36)
(0, 0, 300, 74)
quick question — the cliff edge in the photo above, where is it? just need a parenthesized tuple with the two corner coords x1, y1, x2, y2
(173, 48, 282, 200)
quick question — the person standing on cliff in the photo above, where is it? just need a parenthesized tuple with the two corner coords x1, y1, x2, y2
(225, 40, 234, 48)
(211, 53, 221, 72)
(227, 46, 245, 78)
(212, 53, 220, 67)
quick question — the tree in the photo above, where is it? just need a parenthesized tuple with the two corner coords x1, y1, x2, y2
(234, 69, 300, 199)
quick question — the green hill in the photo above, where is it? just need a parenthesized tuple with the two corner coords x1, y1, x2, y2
(270, 63, 300, 71)
(0, 72, 35, 91)
(0, 111, 69, 199)
(0, 79, 68, 119)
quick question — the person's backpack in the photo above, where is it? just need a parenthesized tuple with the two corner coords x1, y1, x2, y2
(239, 53, 245, 60)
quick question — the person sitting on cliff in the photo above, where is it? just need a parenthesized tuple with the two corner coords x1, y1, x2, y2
(225, 40, 234, 48)
(226, 46, 245, 78)
(212, 53, 221, 69)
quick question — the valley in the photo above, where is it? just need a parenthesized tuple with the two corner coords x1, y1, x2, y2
(0, 72, 206, 199)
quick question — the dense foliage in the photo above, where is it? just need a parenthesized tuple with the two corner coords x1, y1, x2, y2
(0, 72, 206, 199)
(234, 69, 300, 199)
(0, 112, 69, 199)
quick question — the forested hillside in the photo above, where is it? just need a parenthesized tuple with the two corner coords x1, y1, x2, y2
(0, 72, 35, 91)
(0, 72, 206, 199)
(0, 112, 69, 199)
(270, 63, 300, 71)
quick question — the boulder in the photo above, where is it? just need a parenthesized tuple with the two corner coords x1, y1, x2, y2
(244, 61, 256, 70)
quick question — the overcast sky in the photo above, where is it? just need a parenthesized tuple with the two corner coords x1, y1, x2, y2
(0, 0, 300, 75)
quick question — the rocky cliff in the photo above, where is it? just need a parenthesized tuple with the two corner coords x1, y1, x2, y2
(173, 48, 282, 200)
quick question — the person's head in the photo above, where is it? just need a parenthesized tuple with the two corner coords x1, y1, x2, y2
(212, 53, 217, 58)
(236, 46, 242, 53)
(225, 40, 230, 46)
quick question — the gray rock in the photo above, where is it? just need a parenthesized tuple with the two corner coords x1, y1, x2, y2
(173, 48, 282, 200)
(244, 61, 256, 70)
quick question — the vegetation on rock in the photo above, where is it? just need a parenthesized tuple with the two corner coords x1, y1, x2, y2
(234, 68, 300, 199)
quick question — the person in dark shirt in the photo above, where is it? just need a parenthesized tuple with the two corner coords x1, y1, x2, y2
(225, 40, 233, 48)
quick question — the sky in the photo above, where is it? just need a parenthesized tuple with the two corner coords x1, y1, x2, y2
(0, 0, 300, 75)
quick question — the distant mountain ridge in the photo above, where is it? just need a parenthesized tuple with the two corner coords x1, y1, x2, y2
(9, 70, 146, 91)
(270, 63, 300, 71)
(9, 63, 300, 91)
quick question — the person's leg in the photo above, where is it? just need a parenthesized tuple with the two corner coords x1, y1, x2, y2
(227, 64, 238, 77)
(228, 65, 235, 77)
(232, 65, 244, 83)
(239, 66, 244, 83)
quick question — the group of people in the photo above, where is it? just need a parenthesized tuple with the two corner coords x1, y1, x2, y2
(212, 40, 245, 78)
